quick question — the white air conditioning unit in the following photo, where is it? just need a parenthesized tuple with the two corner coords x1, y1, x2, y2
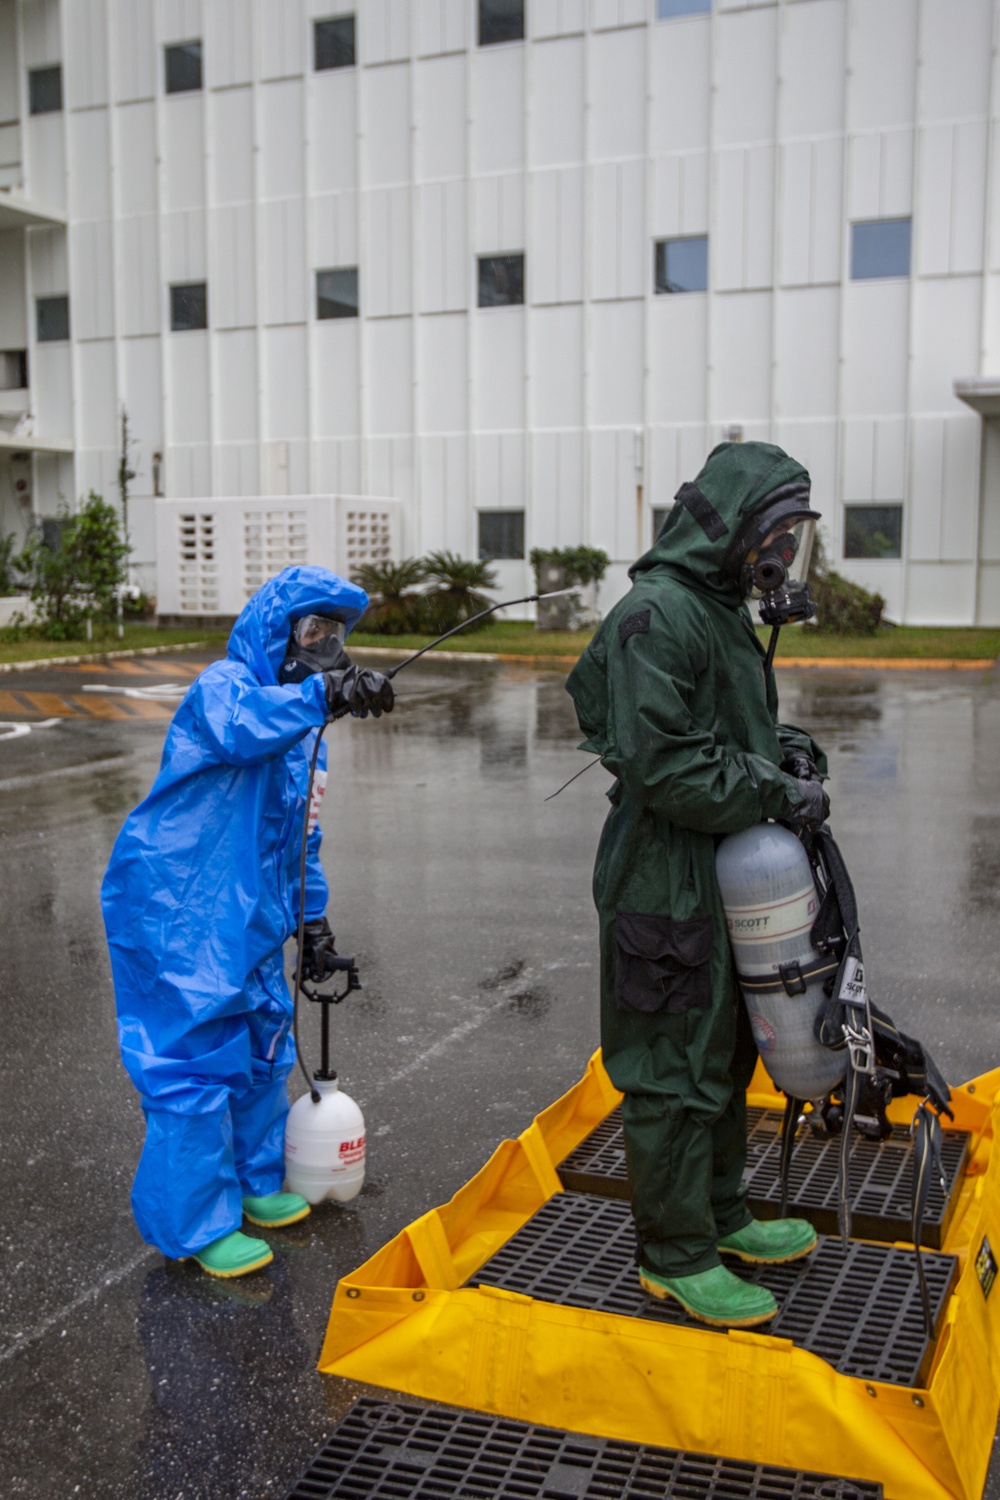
(155, 495, 402, 617)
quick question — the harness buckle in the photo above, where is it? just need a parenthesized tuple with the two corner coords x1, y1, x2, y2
(843, 1017, 875, 1076)
(779, 961, 807, 996)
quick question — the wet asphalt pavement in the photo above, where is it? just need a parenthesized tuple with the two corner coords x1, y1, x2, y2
(1, 650, 999, 1498)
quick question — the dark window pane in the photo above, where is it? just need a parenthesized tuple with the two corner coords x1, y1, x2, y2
(170, 282, 208, 331)
(29, 65, 62, 114)
(658, 0, 711, 15)
(36, 296, 69, 342)
(479, 0, 525, 45)
(478, 254, 525, 308)
(315, 16, 356, 69)
(165, 41, 202, 94)
(844, 504, 903, 560)
(317, 267, 359, 319)
(478, 511, 525, 560)
(851, 219, 911, 280)
(652, 506, 671, 541)
(654, 236, 709, 294)
(0, 350, 28, 390)
(42, 517, 68, 553)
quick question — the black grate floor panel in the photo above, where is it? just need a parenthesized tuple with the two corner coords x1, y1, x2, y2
(558, 1107, 969, 1249)
(285, 1397, 884, 1499)
(467, 1193, 956, 1387)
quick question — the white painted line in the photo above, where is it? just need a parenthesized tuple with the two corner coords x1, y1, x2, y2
(80, 682, 187, 700)
(0, 1245, 157, 1365)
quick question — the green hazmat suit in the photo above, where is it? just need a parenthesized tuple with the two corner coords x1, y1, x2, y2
(566, 442, 826, 1278)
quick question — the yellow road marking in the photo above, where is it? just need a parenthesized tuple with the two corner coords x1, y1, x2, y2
(15, 692, 79, 716)
(64, 694, 138, 720)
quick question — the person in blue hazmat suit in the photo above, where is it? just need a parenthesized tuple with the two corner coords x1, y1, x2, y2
(102, 566, 394, 1279)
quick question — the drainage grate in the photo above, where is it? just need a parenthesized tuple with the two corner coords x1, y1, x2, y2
(285, 1397, 884, 1499)
(468, 1193, 956, 1387)
(558, 1107, 969, 1249)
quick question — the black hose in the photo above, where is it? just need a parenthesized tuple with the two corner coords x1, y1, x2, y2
(293, 725, 327, 1104)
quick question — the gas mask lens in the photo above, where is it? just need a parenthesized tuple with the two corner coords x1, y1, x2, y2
(292, 614, 346, 650)
(747, 517, 816, 598)
(279, 613, 349, 685)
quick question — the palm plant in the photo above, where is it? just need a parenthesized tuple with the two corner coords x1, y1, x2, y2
(351, 558, 428, 635)
(422, 551, 498, 634)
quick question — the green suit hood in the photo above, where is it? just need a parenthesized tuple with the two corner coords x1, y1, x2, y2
(632, 441, 810, 607)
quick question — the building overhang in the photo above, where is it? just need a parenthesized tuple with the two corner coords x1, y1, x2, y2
(954, 378, 1000, 417)
(0, 188, 66, 230)
(0, 431, 74, 455)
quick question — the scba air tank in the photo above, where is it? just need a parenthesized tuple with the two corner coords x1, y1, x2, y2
(284, 1077, 366, 1204)
(715, 823, 846, 1101)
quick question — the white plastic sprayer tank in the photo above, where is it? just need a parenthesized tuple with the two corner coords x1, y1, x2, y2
(284, 1077, 366, 1204)
(715, 822, 846, 1100)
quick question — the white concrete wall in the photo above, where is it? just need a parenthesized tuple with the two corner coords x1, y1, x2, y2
(0, 0, 998, 620)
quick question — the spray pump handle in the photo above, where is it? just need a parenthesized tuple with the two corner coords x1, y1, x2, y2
(302, 957, 361, 1082)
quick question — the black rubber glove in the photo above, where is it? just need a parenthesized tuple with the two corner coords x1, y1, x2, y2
(786, 777, 830, 834)
(781, 751, 822, 783)
(299, 916, 338, 982)
(322, 665, 395, 719)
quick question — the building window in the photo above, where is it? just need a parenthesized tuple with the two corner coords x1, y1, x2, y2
(314, 15, 356, 70)
(843, 504, 903, 560)
(0, 350, 28, 390)
(657, 0, 711, 16)
(478, 254, 525, 308)
(850, 219, 911, 281)
(479, 0, 525, 45)
(36, 296, 69, 343)
(28, 65, 62, 114)
(316, 267, 359, 320)
(165, 41, 202, 94)
(652, 506, 671, 541)
(655, 236, 709, 294)
(170, 282, 208, 332)
(478, 511, 525, 560)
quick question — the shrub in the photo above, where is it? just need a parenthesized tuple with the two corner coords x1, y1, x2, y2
(352, 558, 428, 635)
(421, 551, 498, 634)
(807, 532, 885, 635)
(0, 533, 20, 596)
(15, 492, 129, 640)
(529, 546, 609, 589)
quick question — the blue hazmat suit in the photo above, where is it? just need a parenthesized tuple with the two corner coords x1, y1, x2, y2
(102, 566, 368, 1258)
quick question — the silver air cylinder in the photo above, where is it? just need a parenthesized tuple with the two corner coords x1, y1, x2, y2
(715, 823, 845, 1100)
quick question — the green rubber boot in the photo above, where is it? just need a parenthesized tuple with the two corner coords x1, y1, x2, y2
(191, 1230, 274, 1279)
(242, 1191, 311, 1228)
(639, 1263, 777, 1329)
(717, 1217, 817, 1265)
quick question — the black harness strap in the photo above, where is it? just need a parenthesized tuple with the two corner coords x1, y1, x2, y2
(911, 1101, 945, 1335)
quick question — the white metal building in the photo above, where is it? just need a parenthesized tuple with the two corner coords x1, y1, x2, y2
(1, 0, 1000, 623)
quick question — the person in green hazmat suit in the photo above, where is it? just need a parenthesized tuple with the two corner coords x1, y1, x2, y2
(566, 441, 830, 1329)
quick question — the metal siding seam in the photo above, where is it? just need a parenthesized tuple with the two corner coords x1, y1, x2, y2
(357, 5, 369, 494)
(303, 0, 316, 496)
(902, 0, 926, 624)
(409, 23, 419, 553)
(464, 19, 475, 555)
(973, 2, 1000, 622)
(834, 0, 852, 588)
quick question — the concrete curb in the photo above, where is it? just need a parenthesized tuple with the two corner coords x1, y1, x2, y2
(0, 641, 211, 674)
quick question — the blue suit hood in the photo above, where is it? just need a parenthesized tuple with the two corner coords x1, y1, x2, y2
(227, 566, 369, 686)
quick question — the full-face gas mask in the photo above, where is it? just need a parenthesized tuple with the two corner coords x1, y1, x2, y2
(279, 613, 349, 685)
(723, 484, 820, 626)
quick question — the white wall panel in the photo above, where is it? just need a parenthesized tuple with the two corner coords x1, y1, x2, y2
(30, 227, 69, 295)
(474, 431, 525, 510)
(122, 335, 163, 447)
(649, 425, 710, 510)
(781, 0, 845, 139)
(163, 96, 205, 212)
(418, 433, 468, 551)
(901, 562, 975, 625)
(910, 278, 981, 413)
(26, 114, 65, 208)
(215, 330, 257, 442)
(474, 173, 524, 253)
(416, 55, 466, 181)
(64, 0, 108, 109)
(588, 428, 637, 559)
(590, 160, 644, 299)
(589, 28, 644, 161)
(112, 0, 156, 101)
(206, 0, 254, 87)
(314, 320, 360, 436)
(263, 325, 307, 437)
(714, 145, 774, 291)
(158, 0, 202, 45)
(367, 318, 412, 434)
(774, 420, 837, 515)
(212, 89, 254, 205)
(649, 296, 708, 424)
(779, 137, 842, 286)
(169, 331, 210, 443)
(711, 291, 771, 420)
(312, 73, 358, 193)
(415, 0, 467, 57)
(313, 192, 359, 270)
(364, 64, 410, 186)
(261, 79, 305, 198)
(847, 0, 917, 132)
(531, 38, 584, 167)
(119, 214, 160, 334)
(212, 205, 257, 328)
(163, 208, 207, 283)
(418, 180, 466, 311)
(652, 152, 709, 238)
(365, 0, 411, 64)
(315, 437, 362, 495)
(420, 313, 467, 430)
(365, 187, 411, 315)
(531, 306, 582, 427)
(848, 130, 912, 224)
(32, 344, 73, 437)
(21, 0, 60, 66)
(841, 283, 909, 415)
(117, 103, 157, 214)
(531, 166, 583, 304)
(841, 415, 906, 501)
(259, 0, 305, 80)
(773, 287, 838, 420)
(0, 231, 26, 345)
(216, 443, 259, 496)
(474, 47, 524, 173)
(0, 4, 19, 121)
(77, 338, 117, 445)
(68, 109, 111, 221)
(650, 18, 710, 155)
(166, 444, 213, 499)
(368, 435, 414, 502)
(71, 220, 114, 339)
(262, 198, 306, 324)
(917, 123, 987, 278)
(919, 0, 992, 123)
(475, 311, 525, 431)
(715, 8, 777, 146)
(592, 0, 645, 29)
(590, 301, 643, 425)
(530, 430, 584, 546)
(532, 0, 586, 38)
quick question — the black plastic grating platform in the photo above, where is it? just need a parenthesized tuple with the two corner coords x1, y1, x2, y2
(558, 1107, 969, 1249)
(285, 1397, 884, 1499)
(467, 1193, 956, 1387)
